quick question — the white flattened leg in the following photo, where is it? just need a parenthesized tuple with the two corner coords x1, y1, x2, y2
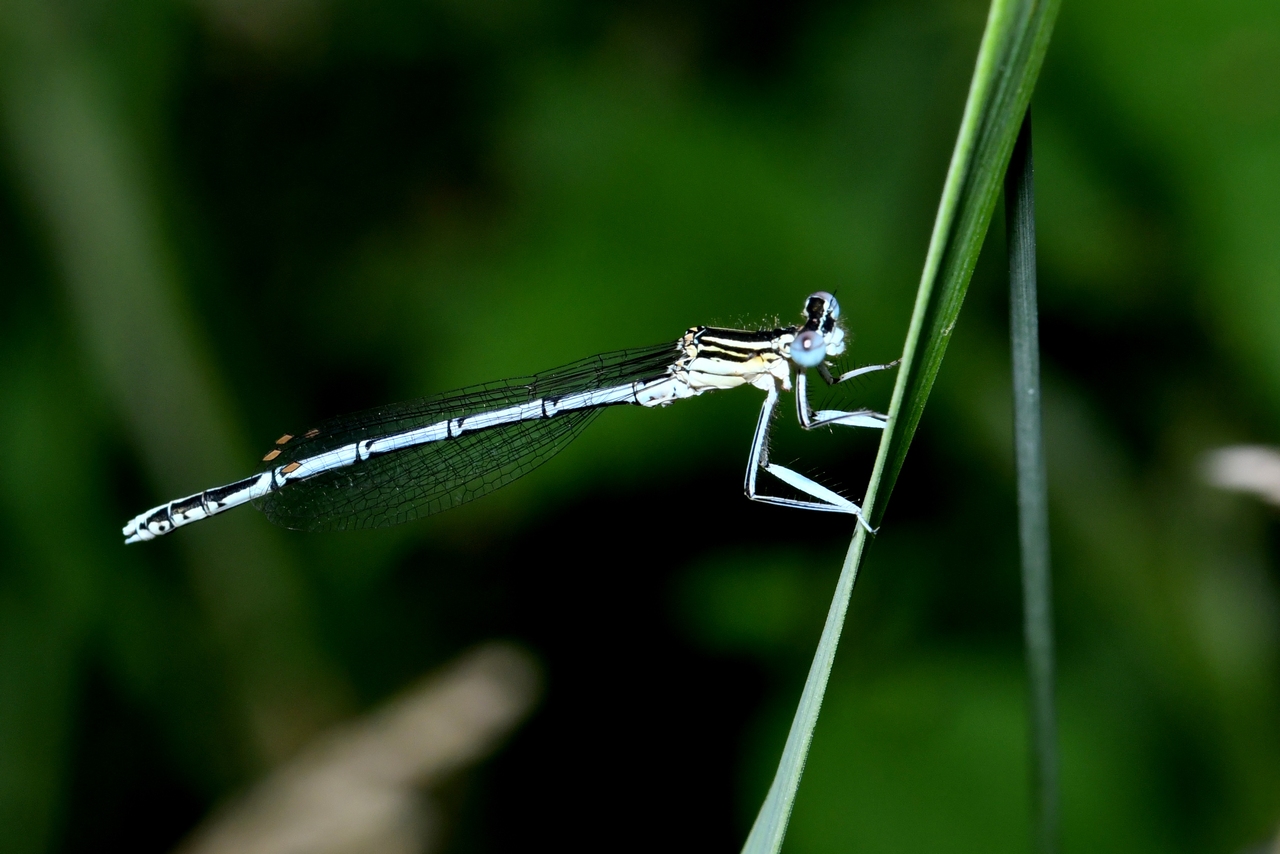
(743, 385, 875, 533)
(742, 383, 775, 499)
(810, 408, 888, 429)
(795, 369, 892, 431)
(822, 360, 900, 385)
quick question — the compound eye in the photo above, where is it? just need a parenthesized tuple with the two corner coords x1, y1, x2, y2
(792, 330, 827, 367)
(806, 290, 839, 323)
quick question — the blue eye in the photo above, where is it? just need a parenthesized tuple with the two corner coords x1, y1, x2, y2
(792, 330, 826, 367)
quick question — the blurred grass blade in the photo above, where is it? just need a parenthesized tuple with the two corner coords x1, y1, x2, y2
(741, 0, 1059, 851)
(0, 0, 349, 768)
(1007, 113, 1059, 854)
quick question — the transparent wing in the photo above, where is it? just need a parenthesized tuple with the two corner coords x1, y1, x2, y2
(253, 342, 680, 532)
(258, 409, 600, 531)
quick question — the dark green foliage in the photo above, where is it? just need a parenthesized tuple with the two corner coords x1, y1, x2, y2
(0, 1, 1277, 853)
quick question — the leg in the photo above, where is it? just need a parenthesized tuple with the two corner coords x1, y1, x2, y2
(796, 369, 892, 431)
(744, 386, 875, 532)
(817, 359, 900, 386)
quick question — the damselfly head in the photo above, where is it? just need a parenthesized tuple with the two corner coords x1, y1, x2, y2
(796, 291, 846, 366)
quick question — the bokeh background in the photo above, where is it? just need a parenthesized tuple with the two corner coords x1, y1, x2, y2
(2, 0, 1279, 851)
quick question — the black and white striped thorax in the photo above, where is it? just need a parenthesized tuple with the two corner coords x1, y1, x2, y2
(122, 291, 875, 544)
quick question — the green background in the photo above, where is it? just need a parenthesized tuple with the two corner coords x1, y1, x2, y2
(0, 0, 1278, 851)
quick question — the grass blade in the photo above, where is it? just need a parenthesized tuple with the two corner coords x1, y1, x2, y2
(741, 1, 1060, 851)
(1007, 113, 1059, 854)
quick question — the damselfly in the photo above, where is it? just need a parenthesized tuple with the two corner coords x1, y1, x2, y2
(123, 292, 896, 544)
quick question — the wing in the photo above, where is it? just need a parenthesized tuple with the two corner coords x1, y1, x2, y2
(257, 409, 600, 531)
(252, 342, 680, 532)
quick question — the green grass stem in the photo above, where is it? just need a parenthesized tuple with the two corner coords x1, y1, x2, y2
(1007, 112, 1059, 854)
(741, 1, 1060, 852)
